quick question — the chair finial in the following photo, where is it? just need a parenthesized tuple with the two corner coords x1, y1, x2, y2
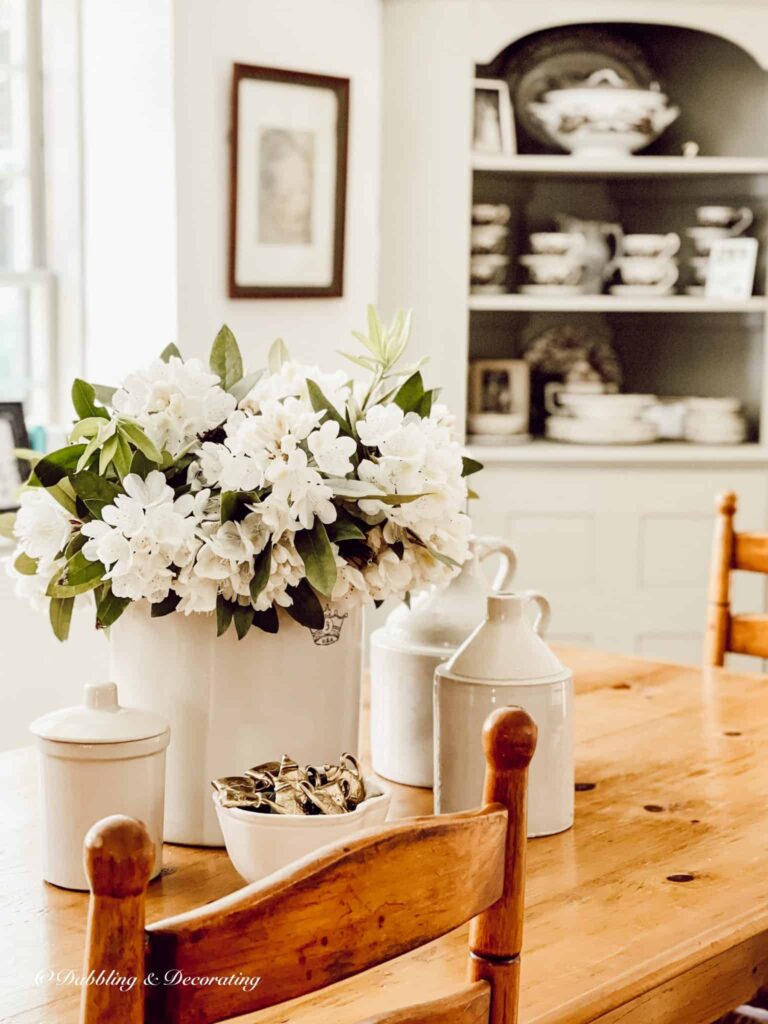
(717, 491, 737, 516)
(482, 706, 537, 772)
(83, 815, 154, 898)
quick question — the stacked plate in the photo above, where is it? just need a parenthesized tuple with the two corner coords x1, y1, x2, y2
(471, 204, 510, 294)
(546, 393, 658, 445)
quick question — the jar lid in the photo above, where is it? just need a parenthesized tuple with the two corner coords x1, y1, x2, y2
(30, 682, 169, 744)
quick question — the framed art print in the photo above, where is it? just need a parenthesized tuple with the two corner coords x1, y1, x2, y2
(472, 79, 515, 156)
(0, 401, 29, 512)
(228, 64, 350, 299)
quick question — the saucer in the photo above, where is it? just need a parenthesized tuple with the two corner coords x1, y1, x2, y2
(546, 416, 658, 445)
(519, 284, 582, 295)
(610, 284, 675, 297)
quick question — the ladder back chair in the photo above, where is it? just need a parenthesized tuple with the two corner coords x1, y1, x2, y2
(706, 491, 768, 666)
(80, 705, 537, 1024)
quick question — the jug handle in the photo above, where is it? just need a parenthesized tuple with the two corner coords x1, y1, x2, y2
(520, 589, 551, 638)
(476, 536, 517, 591)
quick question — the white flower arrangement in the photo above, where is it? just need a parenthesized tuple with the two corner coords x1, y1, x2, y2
(4, 309, 481, 640)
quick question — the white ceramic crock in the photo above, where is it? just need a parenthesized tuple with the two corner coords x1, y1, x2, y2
(30, 682, 169, 890)
(434, 591, 574, 837)
(110, 603, 363, 847)
(214, 777, 391, 883)
(370, 537, 516, 787)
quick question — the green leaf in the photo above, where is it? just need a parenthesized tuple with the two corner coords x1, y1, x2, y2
(64, 531, 87, 559)
(249, 541, 273, 604)
(467, 487, 479, 500)
(72, 379, 109, 421)
(285, 580, 325, 630)
(305, 379, 353, 437)
(295, 522, 337, 597)
(49, 597, 74, 641)
(366, 305, 384, 359)
(46, 550, 105, 597)
(91, 383, 117, 406)
(160, 342, 182, 363)
(69, 417, 107, 443)
(229, 369, 265, 403)
(326, 477, 428, 504)
(96, 587, 130, 629)
(326, 515, 366, 543)
(233, 603, 253, 640)
(129, 449, 159, 479)
(151, 593, 181, 617)
(220, 490, 258, 524)
(117, 421, 162, 464)
(415, 388, 438, 417)
(209, 325, 243, 390)
(338, 351, 379, 372)
(461, 456, 483, 477)
(0, 511, 16, 539)
(33, 445, 87, 487)
(267, 337, 290, 374)
(13, 447, 40, 467)
(253, 606, 279, 634)
(47, 479, 79, 515)
(393, 371, 425, 413)
(14, 552, 38, 575)
(216, 596, 235, 637)
(113, 433, 132, 479)
(98, 433, 119, 475)
(70, 472, 121, 518)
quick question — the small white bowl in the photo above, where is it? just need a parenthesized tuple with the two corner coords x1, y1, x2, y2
(213, 777, 392, 883)
(468, 412, 527, 435)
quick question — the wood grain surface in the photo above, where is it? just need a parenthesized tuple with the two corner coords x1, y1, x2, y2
(5, 648, 768, 1024)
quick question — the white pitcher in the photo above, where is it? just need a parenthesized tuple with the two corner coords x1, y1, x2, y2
(434, 591, 574, 837)
(370, 537, 516, 787)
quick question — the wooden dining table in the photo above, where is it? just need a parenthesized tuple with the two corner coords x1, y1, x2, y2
(4, 646, 768, 1024)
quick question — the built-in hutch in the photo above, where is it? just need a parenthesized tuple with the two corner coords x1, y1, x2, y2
(380, 0, 768, 664)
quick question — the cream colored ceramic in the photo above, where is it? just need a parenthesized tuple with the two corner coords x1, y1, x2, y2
(214, 779, 391, 883)
(623, 233, 680, 259)
(370, 536, 516, 787)
(545, 385, 645, 418)
(470, 253, 509, 290)
(30, 682, 170, 890)
(467, 411, 527, 435)
(434, 591, 574, 836)
(696, 205, 753, 235)
(617, 257, 679, 289)
(110, 603, 363, 846)
(546, 415, 658, 445)
(519, 253, 583, 286)
(529, 231, 586, 257)
(471, 203, 511, 226)
(471, 223, 509, 254)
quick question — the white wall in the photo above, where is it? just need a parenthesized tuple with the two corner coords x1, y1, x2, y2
(172, 0, 381, 370)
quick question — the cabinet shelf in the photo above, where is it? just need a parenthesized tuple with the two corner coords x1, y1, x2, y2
(469, 294, 768, 314)
(471, 154, 768, 176)
(466, 441, 768, 465)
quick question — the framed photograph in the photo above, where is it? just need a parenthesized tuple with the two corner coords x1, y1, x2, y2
(472, 79, 515, 156)
(228, 64, 350, 299)
(469, 359, 529, 415)
(705, 238, 759, 301)
(0, 402, 29, 512)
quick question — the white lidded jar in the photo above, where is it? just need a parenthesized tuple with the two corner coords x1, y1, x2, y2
(434, 591, 574, 836)
(30, 682, 170, 890)
(370, 537, 516, 787)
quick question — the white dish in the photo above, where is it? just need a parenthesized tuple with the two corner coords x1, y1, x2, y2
(610, 284, 675, 297)
(519, 283, 583, 296)
(468, 412, 527, 435)
(471, 223, 509, 254)
(686, 396, 741, 414)
(472, 203, 511, 226)
(468, 433, 532, 446)
(546, 416, 658, 445)
(529, 232, 585, 256)
(214, 778, 391, 884)
(553, 392, 655, 420)
(622, 233, 680, 259)
(685, 285, 705, 296)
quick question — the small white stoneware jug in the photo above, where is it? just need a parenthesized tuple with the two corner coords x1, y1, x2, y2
(370, 536, 516, 787)
(30, 682, 170, 890)
(434, 591, 574, 836)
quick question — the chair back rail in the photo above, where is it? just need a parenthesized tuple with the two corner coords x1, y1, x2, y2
(79, 706, 537, 1024)
(705, 492, 768, 666)
(358, 982, 491, 1023)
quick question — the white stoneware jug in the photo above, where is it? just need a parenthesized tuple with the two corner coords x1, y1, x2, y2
(434, 591, 574, 837)
(30, 682, 170, 890)
(370, 537, 516, 787)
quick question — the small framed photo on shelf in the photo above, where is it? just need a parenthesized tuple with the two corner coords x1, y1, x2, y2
(468, 360, 530, 442)
(228, 63, 350, 299)
(705, 238, 759, 301)
(472, 79, 515, 156)
(0, 402, 30, 512)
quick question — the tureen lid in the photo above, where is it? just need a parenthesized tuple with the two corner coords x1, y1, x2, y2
(30, 682, 169, 744)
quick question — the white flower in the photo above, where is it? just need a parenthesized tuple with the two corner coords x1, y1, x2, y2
(356, 403, 404, 448)
(112, 356, 236, 456)
(240, 361, 350, 416)
(14, 490, 73, 561)
(266, 448, 336, 530)
(307, 420, 357, 476)
(364, 549, 414, 602)
(330, 548, 369, 612)
(6, 553, 65, 611)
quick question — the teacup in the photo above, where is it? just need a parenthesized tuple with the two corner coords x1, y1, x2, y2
(471, 223, 509, 254)
(696, 206, 753, 235)
(623, 233, 680, 259)
(617, 257, 679, 290)
(686, 225, 730, 256)
(544, 380, 617, 415)
(529, 232, 586, 258)
(689, 256, 709, 284)
(519, 253, 582, 286)
(472, 203, 511, 226)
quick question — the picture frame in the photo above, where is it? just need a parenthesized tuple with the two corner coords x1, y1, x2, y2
(228, 63, 350, 299)
(0, 401, 30, 512)
(469, 359, 529, 416)
(705, 238, 759, 301)
(472, 78, 515, 156)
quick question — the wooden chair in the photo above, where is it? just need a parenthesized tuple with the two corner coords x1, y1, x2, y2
(80, 705, 537, 1024)
(706, 491, 768, 666)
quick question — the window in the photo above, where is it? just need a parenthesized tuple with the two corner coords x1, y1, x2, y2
(0, 0, 52, 425)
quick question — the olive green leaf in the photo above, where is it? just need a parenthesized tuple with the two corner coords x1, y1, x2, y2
(33, 444, 87, 487)
(295, 522, 337, 597)
(210, 325, 243, 390)
(160, 342, 182, 363)
(249, 541, 273, 604)
(49, 596, 74, 641)
(216, 596, 235, 637)
(117, 420, 162, 464)
(70, 472, 121, 518)
(72, 379, 109, 420)
(285, 580, 325, 630)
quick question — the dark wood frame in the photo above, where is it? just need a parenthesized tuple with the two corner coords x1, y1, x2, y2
(0, 401, 30, 512)
(228, 63, 350, 299)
